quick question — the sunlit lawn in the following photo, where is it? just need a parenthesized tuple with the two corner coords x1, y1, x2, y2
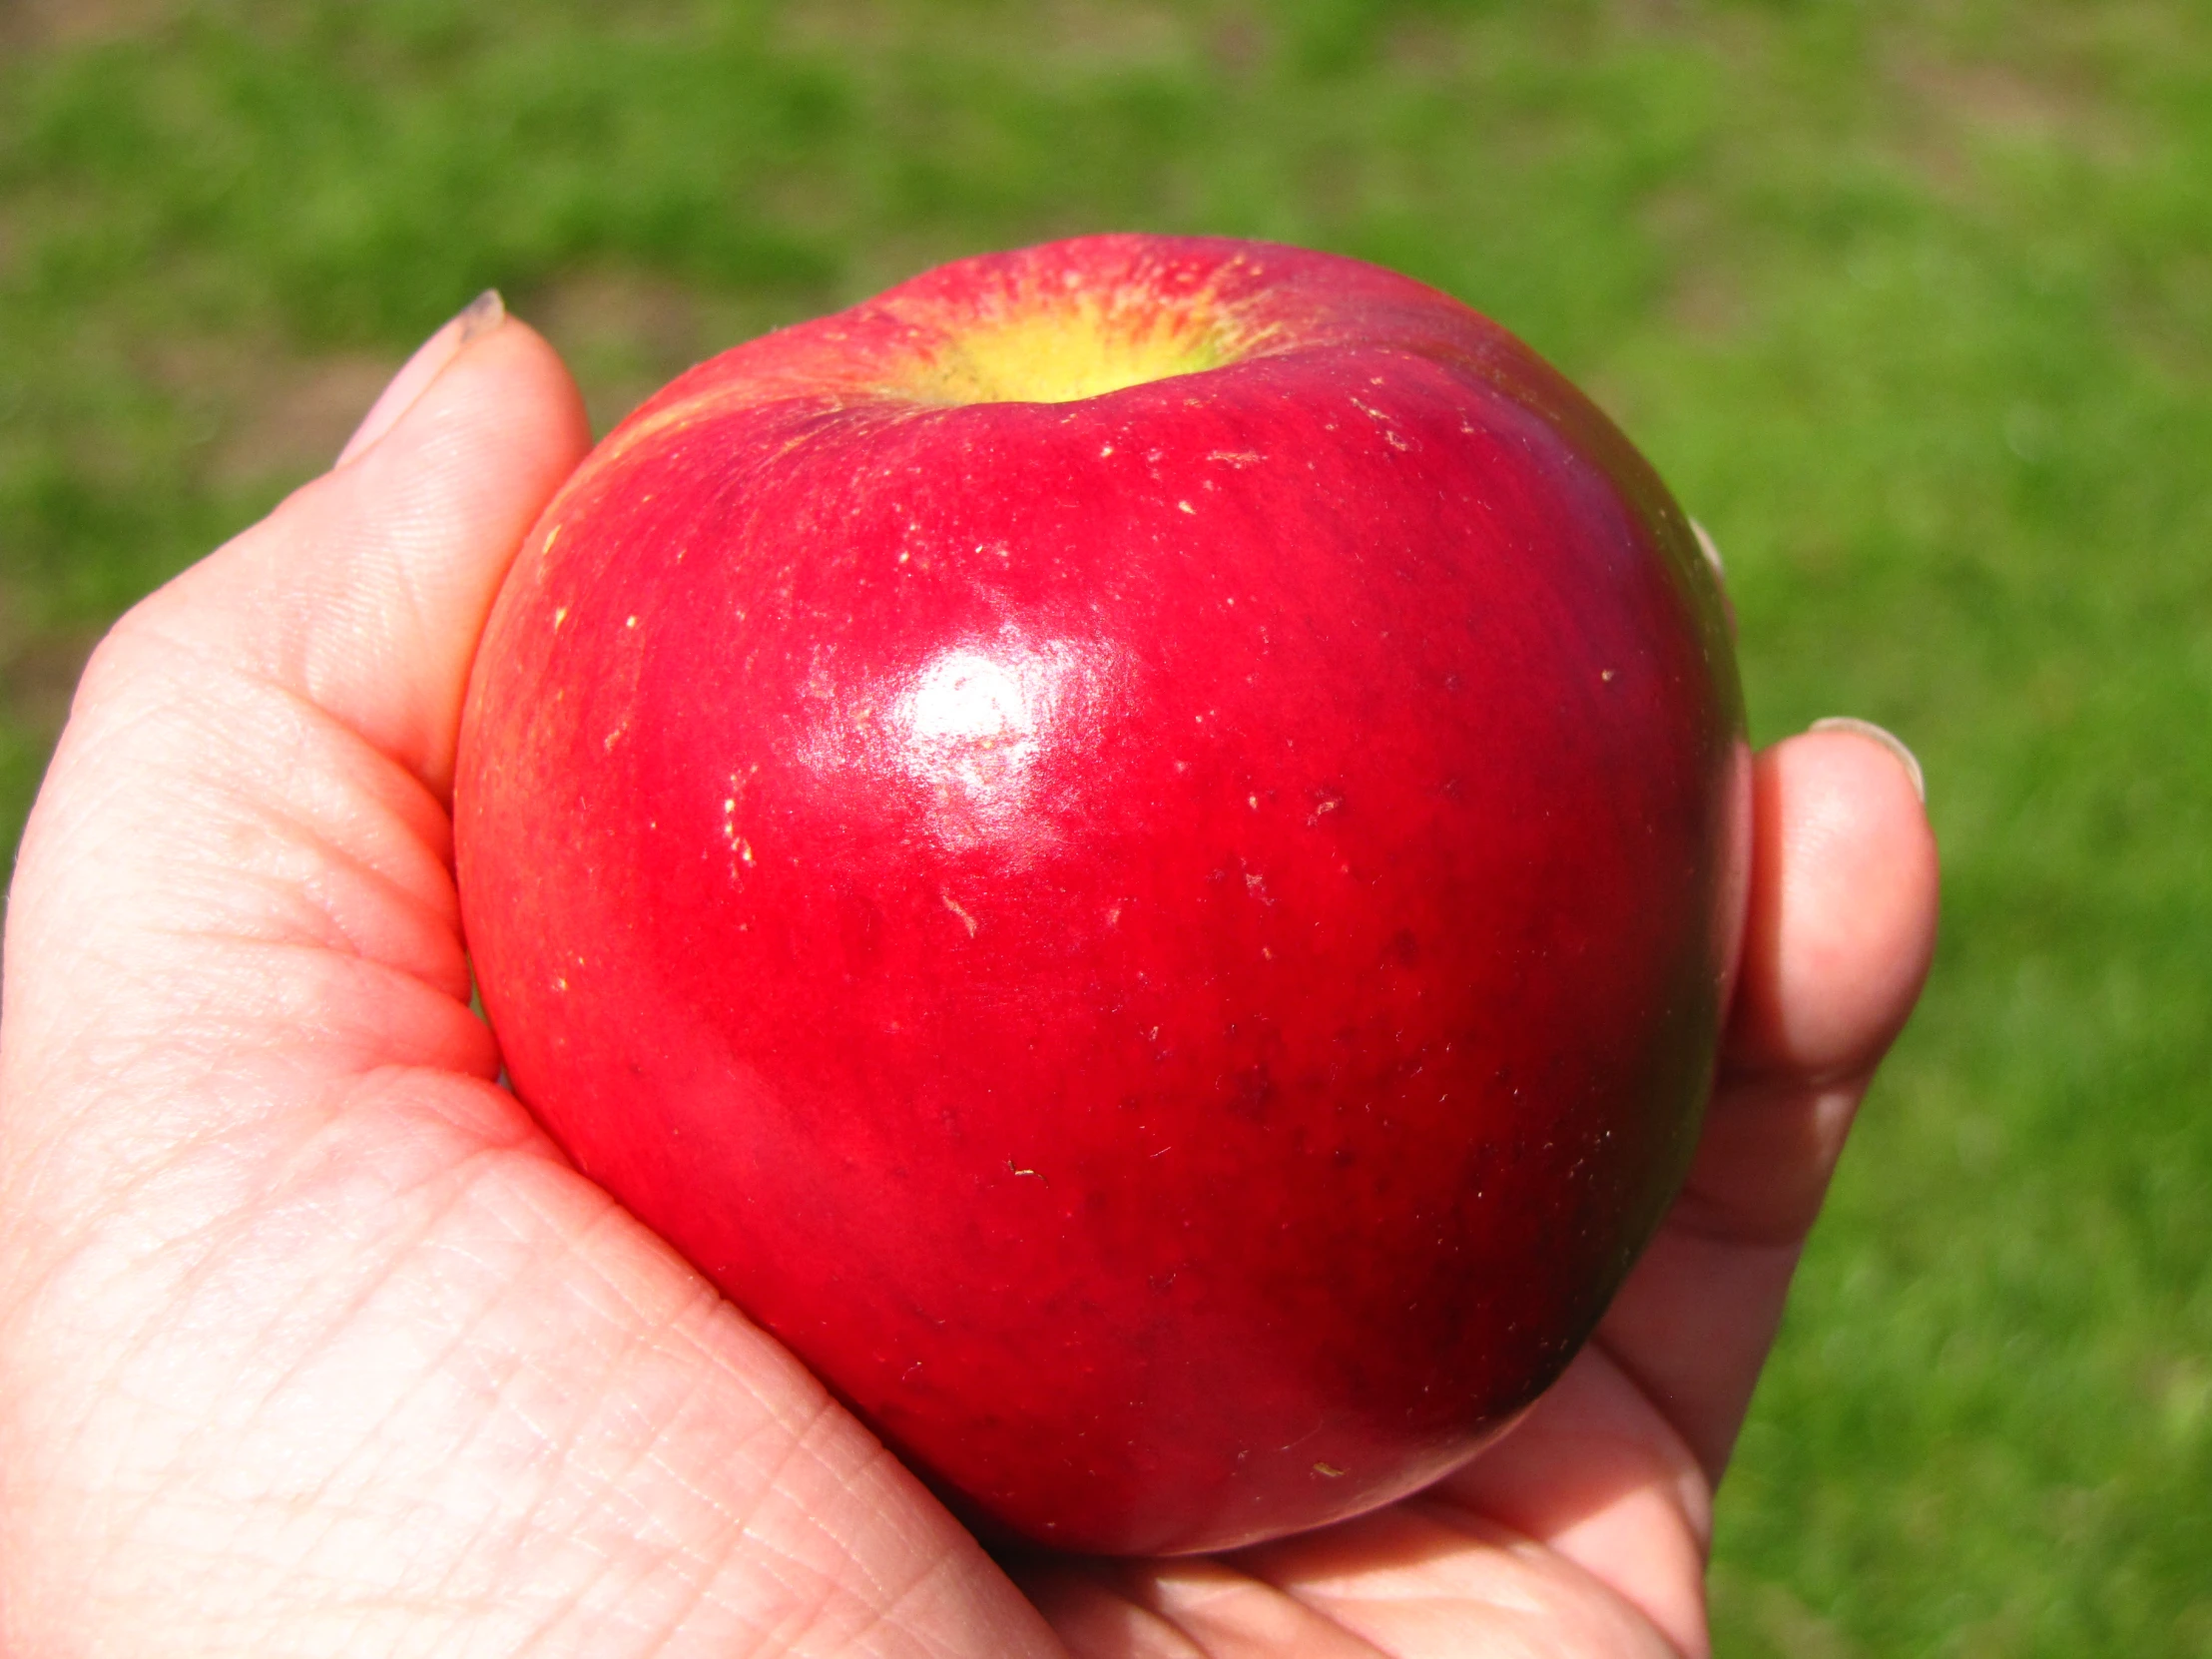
(4, 3, 2208, 1651)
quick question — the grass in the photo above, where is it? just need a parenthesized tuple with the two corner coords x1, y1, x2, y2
(3, 2, 2208, 1651)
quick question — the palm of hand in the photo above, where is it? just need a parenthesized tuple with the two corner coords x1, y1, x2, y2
(0, 316, 1935, 1657)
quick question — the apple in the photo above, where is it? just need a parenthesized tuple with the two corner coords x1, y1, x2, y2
(454, 234, 1750, 1557)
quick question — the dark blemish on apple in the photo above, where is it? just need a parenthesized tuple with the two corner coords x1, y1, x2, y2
(1228, 1063, 1276, 1121)
(1387, 929, 1419, 965)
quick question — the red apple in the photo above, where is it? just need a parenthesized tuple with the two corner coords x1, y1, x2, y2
(455, 234, 1750, 1557)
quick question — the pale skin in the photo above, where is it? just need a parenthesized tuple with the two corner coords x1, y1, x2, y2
(0, 303, 1938, 1658)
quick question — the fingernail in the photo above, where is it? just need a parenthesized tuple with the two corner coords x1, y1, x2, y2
(1689, 518, 1726, 581)
(335, 288, 506, 467)
(1810, 716, 1926, 804)
(453, 287, 507, 346)
(1689, 518, 1738, 639)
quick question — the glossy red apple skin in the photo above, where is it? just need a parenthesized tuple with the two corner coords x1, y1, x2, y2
(455, 235, 1749, 1557)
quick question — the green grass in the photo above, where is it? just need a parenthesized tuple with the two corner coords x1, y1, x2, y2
(3, 3, 2208, 1651)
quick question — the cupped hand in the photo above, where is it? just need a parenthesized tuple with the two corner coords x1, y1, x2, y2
(0, 307, 1936, 1657)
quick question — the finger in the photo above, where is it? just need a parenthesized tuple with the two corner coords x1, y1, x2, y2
(2, 308, 590, 1212)
(1692, 724, 1940, 1240)
(1022, 1517, 1682, 1659)
(1432, 1347, 1712, 1656)
(135, 300, 592, 800)
(1723, 721, 1936, 1090)
(334, 289, 507, 467)
(1595, 725, 1939, 1481)
(1021, 1557, 1378, 1658)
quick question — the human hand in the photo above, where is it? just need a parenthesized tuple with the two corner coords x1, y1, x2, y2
(0, 301, 1936, 1657)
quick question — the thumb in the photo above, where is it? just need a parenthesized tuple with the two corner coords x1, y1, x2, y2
(3, 299, 588, 1158)
(0, 317, 1070, 1659)
(144, 296, 591, 798)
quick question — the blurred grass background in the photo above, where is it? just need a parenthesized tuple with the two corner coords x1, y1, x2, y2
(2, 1, 2206, 1650)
